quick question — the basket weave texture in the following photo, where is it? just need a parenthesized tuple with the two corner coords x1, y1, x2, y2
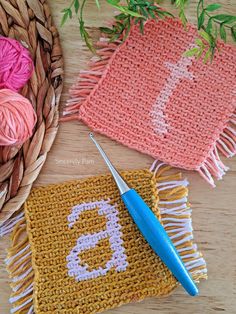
(0, 0, 63, 225)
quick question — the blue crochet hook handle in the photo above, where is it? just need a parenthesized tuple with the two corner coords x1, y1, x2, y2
(90, 133, 198, 296)
(122, 189, 198, 296)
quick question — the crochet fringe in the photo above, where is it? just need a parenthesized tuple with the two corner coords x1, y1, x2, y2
(150, 161, 207, 281)
(6, 164, 207, 313)
(0, 211, 25, 237)
(62, 37, 122, 120)
(198, 110, 236, 187)
(5, 216, 33, 314)
(63, 34, 236, 187)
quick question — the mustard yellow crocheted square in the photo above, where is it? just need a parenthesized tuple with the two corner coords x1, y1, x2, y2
(7, 165, 207, 314)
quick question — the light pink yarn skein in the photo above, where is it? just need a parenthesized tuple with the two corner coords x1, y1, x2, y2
(0, 89, 37, 146)
(0, 37, 34, 92)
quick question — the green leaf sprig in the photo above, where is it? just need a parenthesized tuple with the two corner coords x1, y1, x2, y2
(61, 0, 79, 27)
(61, 0, 95, 51)
(171, 0, 188, 26)
(61, 0, 236, 61)
(187, 0, 236, 62)
(61, 0, 173, 51)
(101, 0, 173, 42)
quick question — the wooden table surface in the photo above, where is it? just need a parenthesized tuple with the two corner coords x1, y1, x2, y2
(1, 1, 236, 313)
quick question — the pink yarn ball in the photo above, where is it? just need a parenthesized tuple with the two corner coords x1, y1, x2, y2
(0, 89, 37, 146)
(0, 37, 34, 92)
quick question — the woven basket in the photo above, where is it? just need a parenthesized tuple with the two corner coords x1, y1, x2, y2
(0, 0, 63, 226)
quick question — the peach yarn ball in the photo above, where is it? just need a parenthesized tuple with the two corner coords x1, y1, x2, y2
(0, 89, 37, 146)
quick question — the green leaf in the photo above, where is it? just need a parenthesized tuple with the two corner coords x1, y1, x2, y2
(107, 2, 144, 18)
(173, 0, 188, 26)
(175, 0, 188, 8)
(199, 30, 212, 44)
(115, 13, 127, 20)
(140, 7, 149, 18)
(195, 38, 204, 47)
(123, 18, 131, 40)
(74, 0, 80, 13)
(179, 10, 187, 26)
(61, 10, 69, 26)
(197, 0, 203, 18)
(148, 9, 157, 19)
(203, 49, 211, 63)
(213, 14, 236, 24)
(139, 19, 144, 34)
(197, 47, 204, 59)
(95, 0, 100, 9)
(115, 21, 125, 31)
(205, 3, 221, 12)
(198, 10, 205, 29)
(220, 23, 226, 42)
(160, 11, 174, 18)
(120, 7, 144, 18)
(68, 8, 72, 19)
(197, 0, 204, 9)
(150, 5, 159, 10)
(209, 46, 216, 61)
(213, 23, 218, 40)
(106, 0, 120, 5)
(110, 33, 121, 42)
(99, 27, 114, 34)
(231, 27, 236, 42)
(79, 19, 95, 53)
(175, 0, 181, 7)
(206, 18, 213, 33)
(183, 47, 199, 57)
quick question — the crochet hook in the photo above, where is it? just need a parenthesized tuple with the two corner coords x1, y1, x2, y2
(89, 133, 198, 296)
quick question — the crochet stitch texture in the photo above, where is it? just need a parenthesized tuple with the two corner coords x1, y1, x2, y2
(6, 165, 207, 314)
(64, 18, 236, 187)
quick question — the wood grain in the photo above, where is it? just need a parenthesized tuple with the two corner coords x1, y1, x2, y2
(1, 0, 236, 313)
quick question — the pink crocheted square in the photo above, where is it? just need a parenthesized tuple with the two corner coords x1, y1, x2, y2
(64, 18, 236, 186)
